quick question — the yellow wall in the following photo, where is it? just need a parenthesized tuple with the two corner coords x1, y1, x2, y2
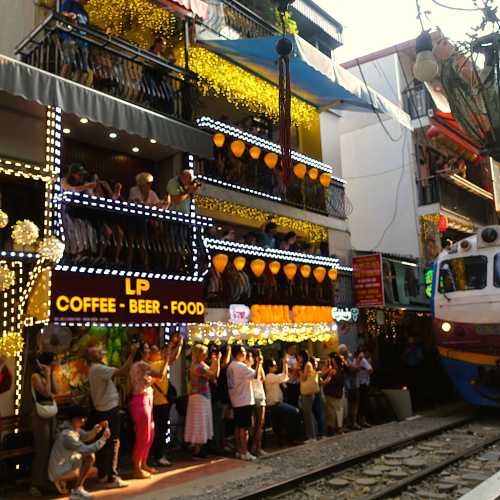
(298, 111, 322, 161)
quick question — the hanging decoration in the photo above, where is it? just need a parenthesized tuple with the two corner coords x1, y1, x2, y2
(328, 268, 338, 281)
(249, 146, 262, 160)
(178, 47, 316, 129)
(319, 173, 331, 188)
(264, 152, 279, 169)
(0, 332, 24, 358)
(213, 133, 226, 148)
(283, 263, 298, 281)
(299, 264, 311, 279)
(308, 168, 319, 181)
(269, 261, 281, 275)
(212, 254, 229, 274)
(0, 264, 15, 292)
(38, 237, 65, 263)
(250, 259, 266, 278)
(293, 163, 307, 179)
(11, 219, 39, 246)
(233, 256, 247, 272)
(230, 140, 246, 158)
(313, 266, 327, 283)
(438, 214, 449, 233)
(0, 210, 8, 229)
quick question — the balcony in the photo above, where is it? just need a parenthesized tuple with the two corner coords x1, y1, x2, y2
(417, 175, 496, 227)
(15, 13, 195, 123)
(197, 117, 349, 219)
(402, 85, 433, 121)
(204, 237, 350, 307)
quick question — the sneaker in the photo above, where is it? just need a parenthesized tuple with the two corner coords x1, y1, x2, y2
(70, 486, 93, 499)
(158, 457, 172, 466)
(255, 449, 269, 457)
(240, 452, 257, 461)
(106, 477, 129, 489)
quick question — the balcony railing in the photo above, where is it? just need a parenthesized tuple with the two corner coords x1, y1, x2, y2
(402, 85, 433, 120)
(58, 193, 210, 278)
(197, 117, 349, 219)
(16, 13, 195, 122)
(418, 175, 496, 227)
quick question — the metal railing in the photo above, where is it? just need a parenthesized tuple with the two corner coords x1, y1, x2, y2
(221, 0, 277, 37)
(16, 13, 196, 122)
(418, 175, 496, 227)
(402, 85, 433, 120)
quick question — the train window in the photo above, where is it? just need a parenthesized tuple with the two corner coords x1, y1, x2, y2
(438, 256, 487, 293)
(495, 255, 500, 288)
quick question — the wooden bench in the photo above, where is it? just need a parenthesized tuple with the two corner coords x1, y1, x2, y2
(0, 415, 33, 461)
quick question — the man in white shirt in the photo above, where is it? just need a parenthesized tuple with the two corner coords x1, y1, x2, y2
(227, 345, 259, 461)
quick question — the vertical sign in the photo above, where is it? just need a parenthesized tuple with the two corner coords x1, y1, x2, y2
(490, 159, 500, 214)
(352, 254, 385, 307)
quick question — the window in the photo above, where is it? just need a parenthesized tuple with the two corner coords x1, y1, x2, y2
(439, 256, 487, 293)
(495, 254, 500, 288)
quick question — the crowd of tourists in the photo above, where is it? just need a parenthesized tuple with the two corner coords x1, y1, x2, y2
(29, 338, 373, 499)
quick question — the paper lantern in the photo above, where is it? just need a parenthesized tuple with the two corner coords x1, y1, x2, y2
(0, 264, 15, 291)
(0, 210, 8, 229)
(293, 163, 307, 179)
(250, 259, 266, 277)
(264, 152, 279, 169)
(11, 219, 39, 246)
(313, 266, 327, 283)
(233, 256, 247, 272)
(283, 263, 297, 281)
(438, 214, 449, 233)
(212, 253, 229, 274)
(249, 146, 262, 160)
(213, 133, 226, 148)
(300, 264, 311, 279)
(308, 168, 319, 181)
(38, 236, 65, 263)
(269, 261, 281, 275)
(328, 268, 338, 281)
(230, 140, 246, 158)
(319, 173, 331, 188)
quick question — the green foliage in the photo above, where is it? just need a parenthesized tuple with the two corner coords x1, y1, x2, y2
(236, 0, 298, 33)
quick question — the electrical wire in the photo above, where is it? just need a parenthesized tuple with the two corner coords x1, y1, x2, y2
(430, 0, 481, 12)
(345, 165, 404, 180)
(416, 0, 426, 31)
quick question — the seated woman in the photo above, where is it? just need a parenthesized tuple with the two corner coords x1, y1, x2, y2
(264, 356, 304, 446)
(48, 405, 110, 500)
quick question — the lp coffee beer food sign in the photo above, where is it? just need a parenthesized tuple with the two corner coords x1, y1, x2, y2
(51, 271, 205, 324)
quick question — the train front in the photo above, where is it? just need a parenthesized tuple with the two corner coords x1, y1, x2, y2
(433, 226, 500, 407)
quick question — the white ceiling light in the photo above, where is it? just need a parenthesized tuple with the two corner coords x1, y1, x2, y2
(79, 117, 89, 124)
(132, 147, 140, 153)
(150, 138, 157, 144)
(63, 128, 71, 134)
(109, 132, 118, 139)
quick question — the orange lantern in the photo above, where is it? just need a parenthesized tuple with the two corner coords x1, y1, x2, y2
(300, 264, 311, 279)
(308, 168, 319, 180)
(328, 268, 338, 281)
(233, 256, 246, 271)
(264, 152, 279, 169)
(438, 214, 449, 233)
(230, 140, 246, 158)
(269, 261, 281, 275)
(283, 263, 297, 281)
(250, 259, 266, 277)
(319, 173, 331, 188)
(293, 163, 307, 179)
(313, 266, 327, 283)
(212, 253, 228, 274)
(213, 133, 225, 148)
(249, 146, 262, 160)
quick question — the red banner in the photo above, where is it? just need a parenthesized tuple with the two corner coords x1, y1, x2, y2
(352, 254, 384, 308)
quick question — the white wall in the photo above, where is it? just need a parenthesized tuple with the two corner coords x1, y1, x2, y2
(339, 118, 420, 258)
(0, 0, 39, 57)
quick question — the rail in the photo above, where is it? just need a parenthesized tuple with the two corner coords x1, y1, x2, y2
(15, 13, 196, 123)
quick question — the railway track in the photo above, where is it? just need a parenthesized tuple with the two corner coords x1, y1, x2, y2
(237, 417, 500, 500)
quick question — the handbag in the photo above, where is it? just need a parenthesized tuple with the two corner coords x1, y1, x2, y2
(300, 373, 320, 396)
(31, 384, 58, 419)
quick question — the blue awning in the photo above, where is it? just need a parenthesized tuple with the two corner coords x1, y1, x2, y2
(199, 35, 412, 130)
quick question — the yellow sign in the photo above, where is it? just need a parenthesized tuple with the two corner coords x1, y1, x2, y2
(250, 304, 334, 324)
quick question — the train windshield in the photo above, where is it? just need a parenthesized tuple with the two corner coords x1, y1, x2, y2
(439, 256, 487, 293)
(495, 254, 500, 288)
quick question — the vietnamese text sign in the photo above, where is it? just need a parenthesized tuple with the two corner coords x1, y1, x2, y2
(250, 305, 334, 324)
(51, 271, 205, 324)
(352, 254, 385, 307)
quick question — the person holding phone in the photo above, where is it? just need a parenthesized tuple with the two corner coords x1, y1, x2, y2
(48, 405, 110, 499)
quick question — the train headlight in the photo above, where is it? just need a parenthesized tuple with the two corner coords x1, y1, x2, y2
(441, 322, 452, 333)
(481, 227, 498, 244)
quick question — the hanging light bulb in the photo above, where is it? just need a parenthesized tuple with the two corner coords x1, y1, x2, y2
(413, 31, 439, 82)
